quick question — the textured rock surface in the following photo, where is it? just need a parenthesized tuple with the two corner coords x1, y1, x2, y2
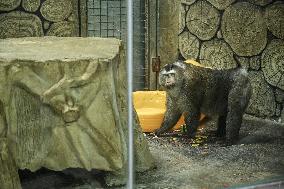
(275, 89, 284, 103)
(206, 0, 236, 10)
(40, 0, 73, 22)
(200, 39, 237, 69)
(265, 1, 284, 40)
(0, 11, 43, 39)
(221, 2, 267, 56)
(0, 0, 21, 11)
(178, 31, 200, 60)
(22, 0, 40, 12)
(261, 39, 284, 90)
(249, 56, 261, 71)
(0, 37, 154, 185)
(47, 21, 75, 37)
(186, 0, 220, 40)
(247, 0, 273, 6)
(0, 138, 21, 189)
(246, 71, 276, 117)
(179, 4, 187, 34)
(181, 0, 196, 6)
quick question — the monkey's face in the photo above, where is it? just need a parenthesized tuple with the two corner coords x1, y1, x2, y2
(159, 62, 185, 89)
(159, 70, 176, 88)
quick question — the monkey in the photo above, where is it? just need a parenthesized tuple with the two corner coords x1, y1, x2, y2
(155, 61, 252, 145)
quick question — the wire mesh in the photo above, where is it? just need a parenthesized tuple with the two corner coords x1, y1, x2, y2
(87, 0, 146, 91)
(87, 0, 126, 40)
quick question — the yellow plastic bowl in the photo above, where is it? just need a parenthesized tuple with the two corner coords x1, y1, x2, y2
(133, 91, 184, 132)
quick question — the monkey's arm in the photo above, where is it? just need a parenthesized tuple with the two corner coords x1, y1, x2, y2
(184, 111, 200, 138)
(155, 97, 182, 136)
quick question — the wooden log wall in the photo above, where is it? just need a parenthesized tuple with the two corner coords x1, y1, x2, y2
(179, 0, 284, 120)
(0, 0, 82, 38)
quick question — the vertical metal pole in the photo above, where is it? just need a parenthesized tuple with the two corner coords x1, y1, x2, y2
(127, 0, 134, 188)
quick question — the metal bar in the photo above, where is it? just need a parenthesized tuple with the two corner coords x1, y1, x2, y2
(99, 0, 102, 36)
(106, 0, 109, 37)
(120, 0, 122, 39)
(127, 0, 134, 188)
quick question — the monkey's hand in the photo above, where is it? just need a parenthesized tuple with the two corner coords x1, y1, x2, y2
(186, 128, 197, 138)
(154, 122, 174, 136)
(184, 114, 200, 139)
(154, 127, 165, 136)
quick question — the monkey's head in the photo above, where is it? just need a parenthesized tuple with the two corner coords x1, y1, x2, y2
(159, 61, 186, 89)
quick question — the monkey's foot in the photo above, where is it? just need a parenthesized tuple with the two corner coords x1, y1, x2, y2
(186, 131, 196, 139)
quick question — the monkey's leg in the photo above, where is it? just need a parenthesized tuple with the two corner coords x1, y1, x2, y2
(226, 79, 251, 144)
(184, 112, 200, 138)
(226, 110, 243, 144)
(216, 114, 227, 137)
(155, 110, 182, 136)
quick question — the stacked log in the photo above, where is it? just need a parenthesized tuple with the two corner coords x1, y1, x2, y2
(261, 39, 284, 91)
(0, 0, 78, 38)
(0, 11, 43, 39)
(179, 0, 284, 119)
(22, 0, 40, 12)
(265, 2, 284, 40)
(206, 0, 236, 10)
(199, 39, 237, 69)
(221, 2, 267, 56)
(179, 31, 200, 60)
(186, 0, 220, 40)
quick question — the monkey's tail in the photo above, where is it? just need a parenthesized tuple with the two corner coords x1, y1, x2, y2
(234, 54, 250, 71)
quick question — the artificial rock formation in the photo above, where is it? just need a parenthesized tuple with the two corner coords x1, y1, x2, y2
(199, 39, 237, 69)
(261, 39, 284, 90)
(40, 0, 73, 22)
(22, 0, 40, 12)
(0, 0, 21, 11)
(0, 37, 154, 187)
(246, 71, 276, 117)
(265, 1, 284, 40)
(186, 0, 220, 40)
(206, 0, 236, 10)
(47, 21, 76, 37)
(221, 2, 267, 56)
(179, 31, 200, 60)
(0, 11, 43, 39)
(0, 138, 21, 189)
(247, 0, 273, 6)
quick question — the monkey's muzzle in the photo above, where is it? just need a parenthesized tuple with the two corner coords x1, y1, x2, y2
(164, 82, 175, 89)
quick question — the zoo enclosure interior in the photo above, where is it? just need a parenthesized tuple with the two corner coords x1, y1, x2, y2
(0, 0, 284, 187)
